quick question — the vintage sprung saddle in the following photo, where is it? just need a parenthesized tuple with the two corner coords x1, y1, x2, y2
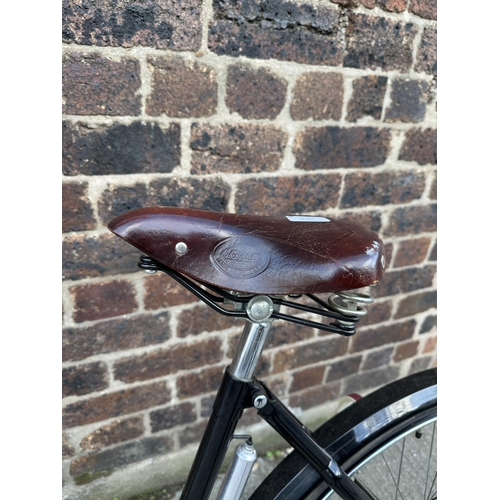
(108, 206, 385, 295)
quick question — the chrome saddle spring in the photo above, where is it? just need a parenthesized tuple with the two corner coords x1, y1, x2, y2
(327, 288, 374, 326)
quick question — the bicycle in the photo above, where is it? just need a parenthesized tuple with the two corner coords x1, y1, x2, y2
(107, 205, 437, 500)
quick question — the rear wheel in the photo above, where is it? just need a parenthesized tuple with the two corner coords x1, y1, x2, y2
(249, 368, 437, 500)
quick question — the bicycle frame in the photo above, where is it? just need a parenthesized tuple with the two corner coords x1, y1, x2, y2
(180, 318, 374, 500)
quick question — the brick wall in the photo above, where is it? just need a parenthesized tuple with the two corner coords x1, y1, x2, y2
(62, 0, 437, 497)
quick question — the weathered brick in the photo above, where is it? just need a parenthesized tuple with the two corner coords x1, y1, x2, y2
(344, 14, 418, 71)
(146, 57, 217, 118)
(409, 0, 437, 20)
(371, 265, 436, 297)
(63, 361, 109, 398)
(393, 237, 431, 267)
(341, 170, 426, 208)
(62, 53, 141, 116)
(190, 123, 287, 174)
(62, 182, 96, 233)
(63, 311, 171, 362)
(274, 337, 349, 373)
(416, 27, 437, 75)
(289, 381, 341, 410)
(113, 337, 223, 383)
(62, 381, 170, 428)
(350, 319, 416, 352)
(423, 335, 437, 353)
(347, 75, 387, 122)
(144, 273, 196, 310)
(294, 127, 391, 170)
(343, 365, 400, 394)
(290, 73, 344, 121)
(70, 279, 138, 323)
(235, 174, 342, 215)
(377, 0, 408, 12)
(395, 290, 437, 318)
(385, 79, 429, 123)
(325, 355, 362, 383)
(209, 0, 342, 65)
(336, 210, 383, 233)
(70, 435, 173, 477)
(409, 355, 433, 374)
(177, 305, 237, 338)
(419, 314, 437, 334)
(359, 300, 392, 326)
(98, 177, 231, 222)
(361, 347, 393, 370)
(62, 232, 139, 281)
(394, 340, 419, 361)
(226, 65, 287, 119)
(385, 204, 437, 236)
(179, 420, 208, 448)
(398, 128, 437, 165)
(150, 402, 197, 432)
(62, 0, 203, 50)
(430, 171, 437, 200)
(360, 0, 376, 7)
(63, 434, 75, 459)
(62, 121, 181, 176)
(290, 366, 325, 392)
(265, 321, 314, 349)
(80, 416, 145, 450)
(177, 365, 225, 399)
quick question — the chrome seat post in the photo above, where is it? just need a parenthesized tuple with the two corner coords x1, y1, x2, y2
(229, 295, 276, 382)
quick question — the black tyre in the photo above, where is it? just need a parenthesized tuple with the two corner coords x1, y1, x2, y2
(249, 368, 437, 500)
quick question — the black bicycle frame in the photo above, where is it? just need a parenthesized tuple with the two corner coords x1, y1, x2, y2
(180, 367, 373, 500)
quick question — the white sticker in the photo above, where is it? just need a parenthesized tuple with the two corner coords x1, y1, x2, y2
(286, 216, 331, 222)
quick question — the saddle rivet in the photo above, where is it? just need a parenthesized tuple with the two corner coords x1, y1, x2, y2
(175, 242, 188, 255)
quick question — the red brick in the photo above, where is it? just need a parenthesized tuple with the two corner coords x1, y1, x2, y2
(324, 355, 362, 383)
(343, 365, 400, 394)
(372, 265, 436, 297)
(385, 79, 429, 123)
(341, 170, 426, 208)
(409, 356, 433, 374)
(358, 300, 392, 326)
(144, 273, 196, 310)
(177, 365, 225, 399)
(347, 75, 388, 122)
(226, 65, 287, 119)
(361, 347, 393, 370)
(399, 128, 437, 165)
(209, 1, 342, 66)
(344, 14, 418, 71)
(235, 174, 342, 216)
(290, 366, 325, 392)
(416, 27, 437, 75)
(113, 337, 223, 382)
(289, 382, 341, 411)
(80, 416, 145, 450)
(70, 279, 138, 323)
(63, 361, 109, 398)
(62, 311, 171, 362)
(179, 420, 208, 448)
(63, 121, 181, 176)
(350, 319, 416, 352)
(190, 123, 287, 174)
(177, 305, 236, 338)
(385, 204, 437, 236)
(62, 53, 141, 116)
(423, 336, 437, 353)
(265, 321, 314, 349)
(290, 73, 344, 121)
(274, 337, 349, 373)
(62, 0, 203, 50)
(146, 56, 217, 117)
(294, 127, 391, 170)
(62, 182, 96, 233)
(377, 0, 408, 12)
(409, 0, 437, 20)
(393, 237, 431, 267)
(394, 290, 437, 318)
(394, 340, 419, 361)
(150, 402, 197, 432)
(62, 381, 170, 428)
(62, 232, 140, 281)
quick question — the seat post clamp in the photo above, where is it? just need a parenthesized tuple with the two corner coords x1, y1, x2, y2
(246, 296, 274, 323)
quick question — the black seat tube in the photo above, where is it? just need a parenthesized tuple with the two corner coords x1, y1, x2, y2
(179, 368, 252, 500)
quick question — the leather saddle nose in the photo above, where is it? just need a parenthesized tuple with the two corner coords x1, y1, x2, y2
(108, 207, 385, 295)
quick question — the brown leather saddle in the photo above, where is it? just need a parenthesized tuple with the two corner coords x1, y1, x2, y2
(108, 207, 385, 295)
